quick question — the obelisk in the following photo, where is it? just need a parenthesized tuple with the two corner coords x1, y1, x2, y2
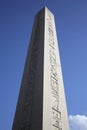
(12, 7, 70, 130)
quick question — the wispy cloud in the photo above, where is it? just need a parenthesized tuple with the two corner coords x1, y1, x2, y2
(69, 115, 87, 130)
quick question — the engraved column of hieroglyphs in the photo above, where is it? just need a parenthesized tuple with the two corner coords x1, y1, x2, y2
(46, 9, 62, 130)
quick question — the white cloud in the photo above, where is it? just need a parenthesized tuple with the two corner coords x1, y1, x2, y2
(69, 115, 87, 130)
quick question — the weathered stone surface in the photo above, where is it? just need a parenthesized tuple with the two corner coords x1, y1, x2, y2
(12, 7, 70, 130)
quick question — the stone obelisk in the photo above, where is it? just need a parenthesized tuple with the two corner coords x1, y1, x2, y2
(12, 7, 70, 130)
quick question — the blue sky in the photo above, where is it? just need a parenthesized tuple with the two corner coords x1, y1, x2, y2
(0, 0, 87, 130)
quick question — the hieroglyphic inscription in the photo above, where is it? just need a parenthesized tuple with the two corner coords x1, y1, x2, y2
(47, 9, 62, 130)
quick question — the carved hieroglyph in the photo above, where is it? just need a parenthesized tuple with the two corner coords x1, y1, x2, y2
(43, 7, 70, 130)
